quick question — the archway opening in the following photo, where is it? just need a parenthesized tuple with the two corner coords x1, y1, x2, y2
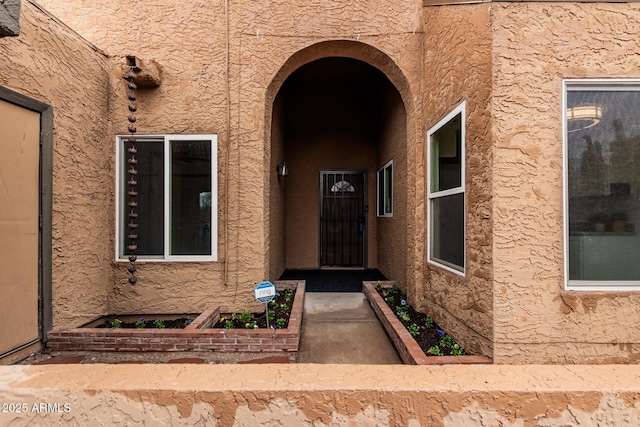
(269, 56, 407, 288)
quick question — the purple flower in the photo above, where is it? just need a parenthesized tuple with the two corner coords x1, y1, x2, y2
(401, 300, 407, 306)
(437, 329, 445, 337)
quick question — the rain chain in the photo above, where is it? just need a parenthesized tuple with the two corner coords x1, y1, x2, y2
(125, 68, 139, 284)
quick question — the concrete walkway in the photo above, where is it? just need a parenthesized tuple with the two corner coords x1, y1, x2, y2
(297, 292, 401, 364)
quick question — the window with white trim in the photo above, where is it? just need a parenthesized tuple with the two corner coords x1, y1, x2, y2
(564, 80, 640, 290)
(377, 160, 393, 217)
(116, 134, 218, 261)
(427, 103, 465, 274)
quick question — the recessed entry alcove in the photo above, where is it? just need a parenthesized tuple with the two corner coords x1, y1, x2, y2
(268, 55, 408, 289)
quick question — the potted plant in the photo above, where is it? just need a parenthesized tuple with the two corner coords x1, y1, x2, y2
(588, 212, 608, 232)
(611, 212, 627, 233)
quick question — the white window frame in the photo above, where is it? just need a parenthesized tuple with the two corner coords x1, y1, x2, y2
(377, 160, 393, 217)
(427, 102, 466, 276)
(115, 134, 218, 262)
(563, 79, 640, 291)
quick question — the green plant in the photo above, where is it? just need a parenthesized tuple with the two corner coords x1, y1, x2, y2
(440, 334, 456, 348)
(407, 324, 420, 337)
(279, 303, 289, 312)
(375, 280, 382, 291)
(424, 316, 434, 329)
(385, 296, 394, 304)
(184, 318, 193, 327)
(233, 309, 252, 324)
(134, 318, 145, 329)
(285, 289, 294, 303)
(395, 306, 410, 322)
(153, 319, 165, 329)
(224, 319, 234, 329)
(450, 344, 466, 356)
(110, 319, 122, 328)
(267, 310, 275, 321)
(428, 346, 443, 356)
(275, 318, 286, 328)
(245, 320, 257, 329)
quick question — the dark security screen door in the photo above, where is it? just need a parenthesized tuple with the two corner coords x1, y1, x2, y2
(320, 171, 366, 267)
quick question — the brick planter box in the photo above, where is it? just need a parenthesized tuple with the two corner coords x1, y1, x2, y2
(47, 281, 305, 357)
(363, 281, 491, 365)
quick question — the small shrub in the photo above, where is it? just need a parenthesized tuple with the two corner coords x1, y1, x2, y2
(134, 318, 145, 329)
(153, 319, 165, 329)
(110, 319, 122, 328)
(275, 318, 286, 329)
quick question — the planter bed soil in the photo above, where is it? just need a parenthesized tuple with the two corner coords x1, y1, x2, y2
(363, 281, 491, 365)
(46, 281, 304, 354)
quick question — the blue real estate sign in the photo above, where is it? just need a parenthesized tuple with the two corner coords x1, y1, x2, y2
(254, 281, 276, 304)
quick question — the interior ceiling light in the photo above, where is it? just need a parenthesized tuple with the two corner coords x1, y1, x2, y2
(567, 105, 602, 133)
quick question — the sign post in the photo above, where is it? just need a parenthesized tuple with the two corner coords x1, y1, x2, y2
(254, 281, 276, 328)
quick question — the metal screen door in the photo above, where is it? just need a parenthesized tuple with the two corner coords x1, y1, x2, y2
(319, 171, 366, 267)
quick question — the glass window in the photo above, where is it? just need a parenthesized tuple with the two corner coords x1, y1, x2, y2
(428, 103, 465, 274)
(377, 161, 393, 217)
(564, 80, 640, 289)
(116, 134, 218, 261)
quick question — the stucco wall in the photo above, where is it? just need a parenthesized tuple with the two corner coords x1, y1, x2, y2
(377, 85, 408, 285)
(3, 364, 640, 426)
(268, 93, 286, 280)
(37, 0, 423, 315)
(0, 1, 111, 328)
(419, 5, 494, 359)
(491, 2, 640, 364)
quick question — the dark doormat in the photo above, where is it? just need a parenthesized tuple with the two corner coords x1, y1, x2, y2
(278, 269, 387, 292)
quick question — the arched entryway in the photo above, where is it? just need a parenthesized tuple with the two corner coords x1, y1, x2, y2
(267, 42, 409, 289)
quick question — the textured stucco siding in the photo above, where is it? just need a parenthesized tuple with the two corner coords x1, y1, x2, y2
(419, 5, 494, 359)
(491, 3, 640, 363)
(3, 364, 640, 426)
(37, 0, 424, 313)
(0, 2, 111, 328)
(377, 85, 408, 285)
(267, 92, 286, 280)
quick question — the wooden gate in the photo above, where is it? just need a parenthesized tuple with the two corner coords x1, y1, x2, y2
(0, 89, 52, 358)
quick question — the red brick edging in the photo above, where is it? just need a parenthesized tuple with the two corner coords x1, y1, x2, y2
(46, 281, 305, 355)
(363, 281, 491, 365)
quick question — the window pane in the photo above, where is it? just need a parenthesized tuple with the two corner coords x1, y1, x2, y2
(385, 164, 392, 214)
(431, 113, 462, 192)
(567, 88, 640, 281)
(378, 169, 385, 215)
(170, 140, 212, 255)
(122, 140, 164, 256)
(431, 193, 464, 270)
